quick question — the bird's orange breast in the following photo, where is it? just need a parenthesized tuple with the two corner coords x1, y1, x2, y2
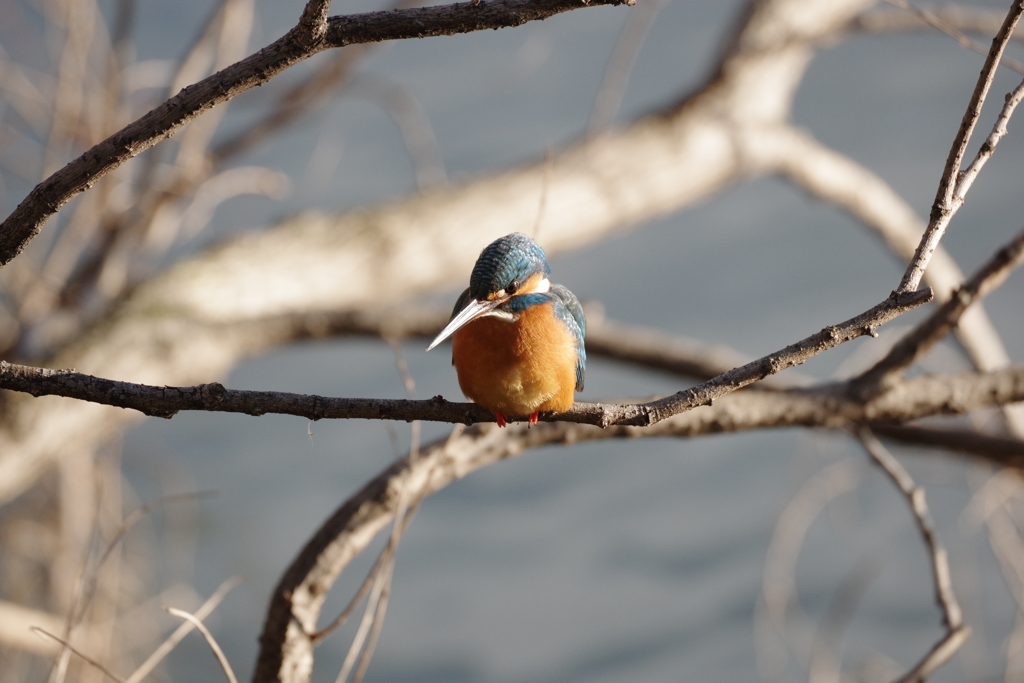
(451, 302, 579, 419)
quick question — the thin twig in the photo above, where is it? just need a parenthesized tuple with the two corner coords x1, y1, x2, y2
(757, 458, 863, 682)
(349, 76, 447, 189)
(954, 76, 1024, 202)
(334, 560, 390, 683)
(350, 560, 394, 683)
(126, 577, 243, 683)
(852, 5, 1021, 42)
(857, 429, 969, 683)
(855, 224, 1024, 391)
(55, 487, 219, 667)
(165, 607, 239, 683)
(881, 0, 1024, 74)
(588, 0, 665, 134)
(312, 539, 397, 642)
(898, 0, 1024, 293)
(31, 628, 126, 683)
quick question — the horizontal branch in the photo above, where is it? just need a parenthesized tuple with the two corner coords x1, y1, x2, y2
(0, 289, 933, 427)
(8, 359, 1024, 463)
(0, 0, 632, 266)
(871, 424, 1024, 465)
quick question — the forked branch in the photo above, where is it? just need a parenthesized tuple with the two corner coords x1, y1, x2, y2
(0, 0, 633, 266)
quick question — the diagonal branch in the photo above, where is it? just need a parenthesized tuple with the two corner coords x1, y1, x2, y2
(897, 0, 1024, 293)
(855, 224, 1024, 392)
(857, 429, 971, 683)
(0, 0, 633, 267)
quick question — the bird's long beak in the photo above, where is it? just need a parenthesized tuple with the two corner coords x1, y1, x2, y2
(426, 298, 503, 351)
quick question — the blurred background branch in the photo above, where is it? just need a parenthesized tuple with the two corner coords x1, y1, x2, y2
(2, 0, 1024, 681)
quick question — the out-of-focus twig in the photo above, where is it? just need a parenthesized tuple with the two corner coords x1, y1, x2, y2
(166, 607, 239, 683)
(125, 577, 243, 683)
(879, 0, 1024, 73)
(857, 429, 970, 683)
(31, 627, 126, 683)
(588, 0, 665, 134)
(348, 76, 447, 189)
(756, 458, 863, 683)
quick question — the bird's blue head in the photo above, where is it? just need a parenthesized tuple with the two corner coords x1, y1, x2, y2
(426, 233, 553, 351)
(468, 232, 551, 300)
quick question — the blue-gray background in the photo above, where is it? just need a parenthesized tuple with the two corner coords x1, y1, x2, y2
(103, 0, 1024, 681)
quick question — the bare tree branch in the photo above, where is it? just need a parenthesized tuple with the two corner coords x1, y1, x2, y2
(764, 122, 1024, 433)
(855, 224, 1024, 392)
(0, 0, 883, 507)
(251, 383, 1024, 683)
(4, 361, 1024, 453)
(0, 288, 933, 426)
(857, 429, 971, 683)
(871, 424, 1024, 465)
(296, 0, 333, 47)
(897, 0, 1024, 293)
(0, 0, 633, 266)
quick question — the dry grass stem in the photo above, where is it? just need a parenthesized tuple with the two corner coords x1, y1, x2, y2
(125, 577, 242, 683)
(165, 607, 239, 683)
(31, 628, 126, 683)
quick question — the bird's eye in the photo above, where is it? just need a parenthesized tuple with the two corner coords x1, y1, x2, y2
(506, 279, 520, 295)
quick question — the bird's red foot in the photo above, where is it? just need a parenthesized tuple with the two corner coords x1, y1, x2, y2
(528, 411, 539, 426)
(495, 413, 507, 427)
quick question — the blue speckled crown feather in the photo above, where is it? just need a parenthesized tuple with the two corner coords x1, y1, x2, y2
(469, 233, 551, 298)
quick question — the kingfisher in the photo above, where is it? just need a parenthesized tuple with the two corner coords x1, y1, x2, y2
(427, 232, 586, 427)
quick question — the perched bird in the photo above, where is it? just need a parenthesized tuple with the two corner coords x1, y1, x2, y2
(427, 233, 586, 426)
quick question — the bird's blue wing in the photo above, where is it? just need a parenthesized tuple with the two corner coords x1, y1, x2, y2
(550, 284, 586, 392)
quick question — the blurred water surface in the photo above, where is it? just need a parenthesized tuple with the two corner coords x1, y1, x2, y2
(118, 0, 1024, 681)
